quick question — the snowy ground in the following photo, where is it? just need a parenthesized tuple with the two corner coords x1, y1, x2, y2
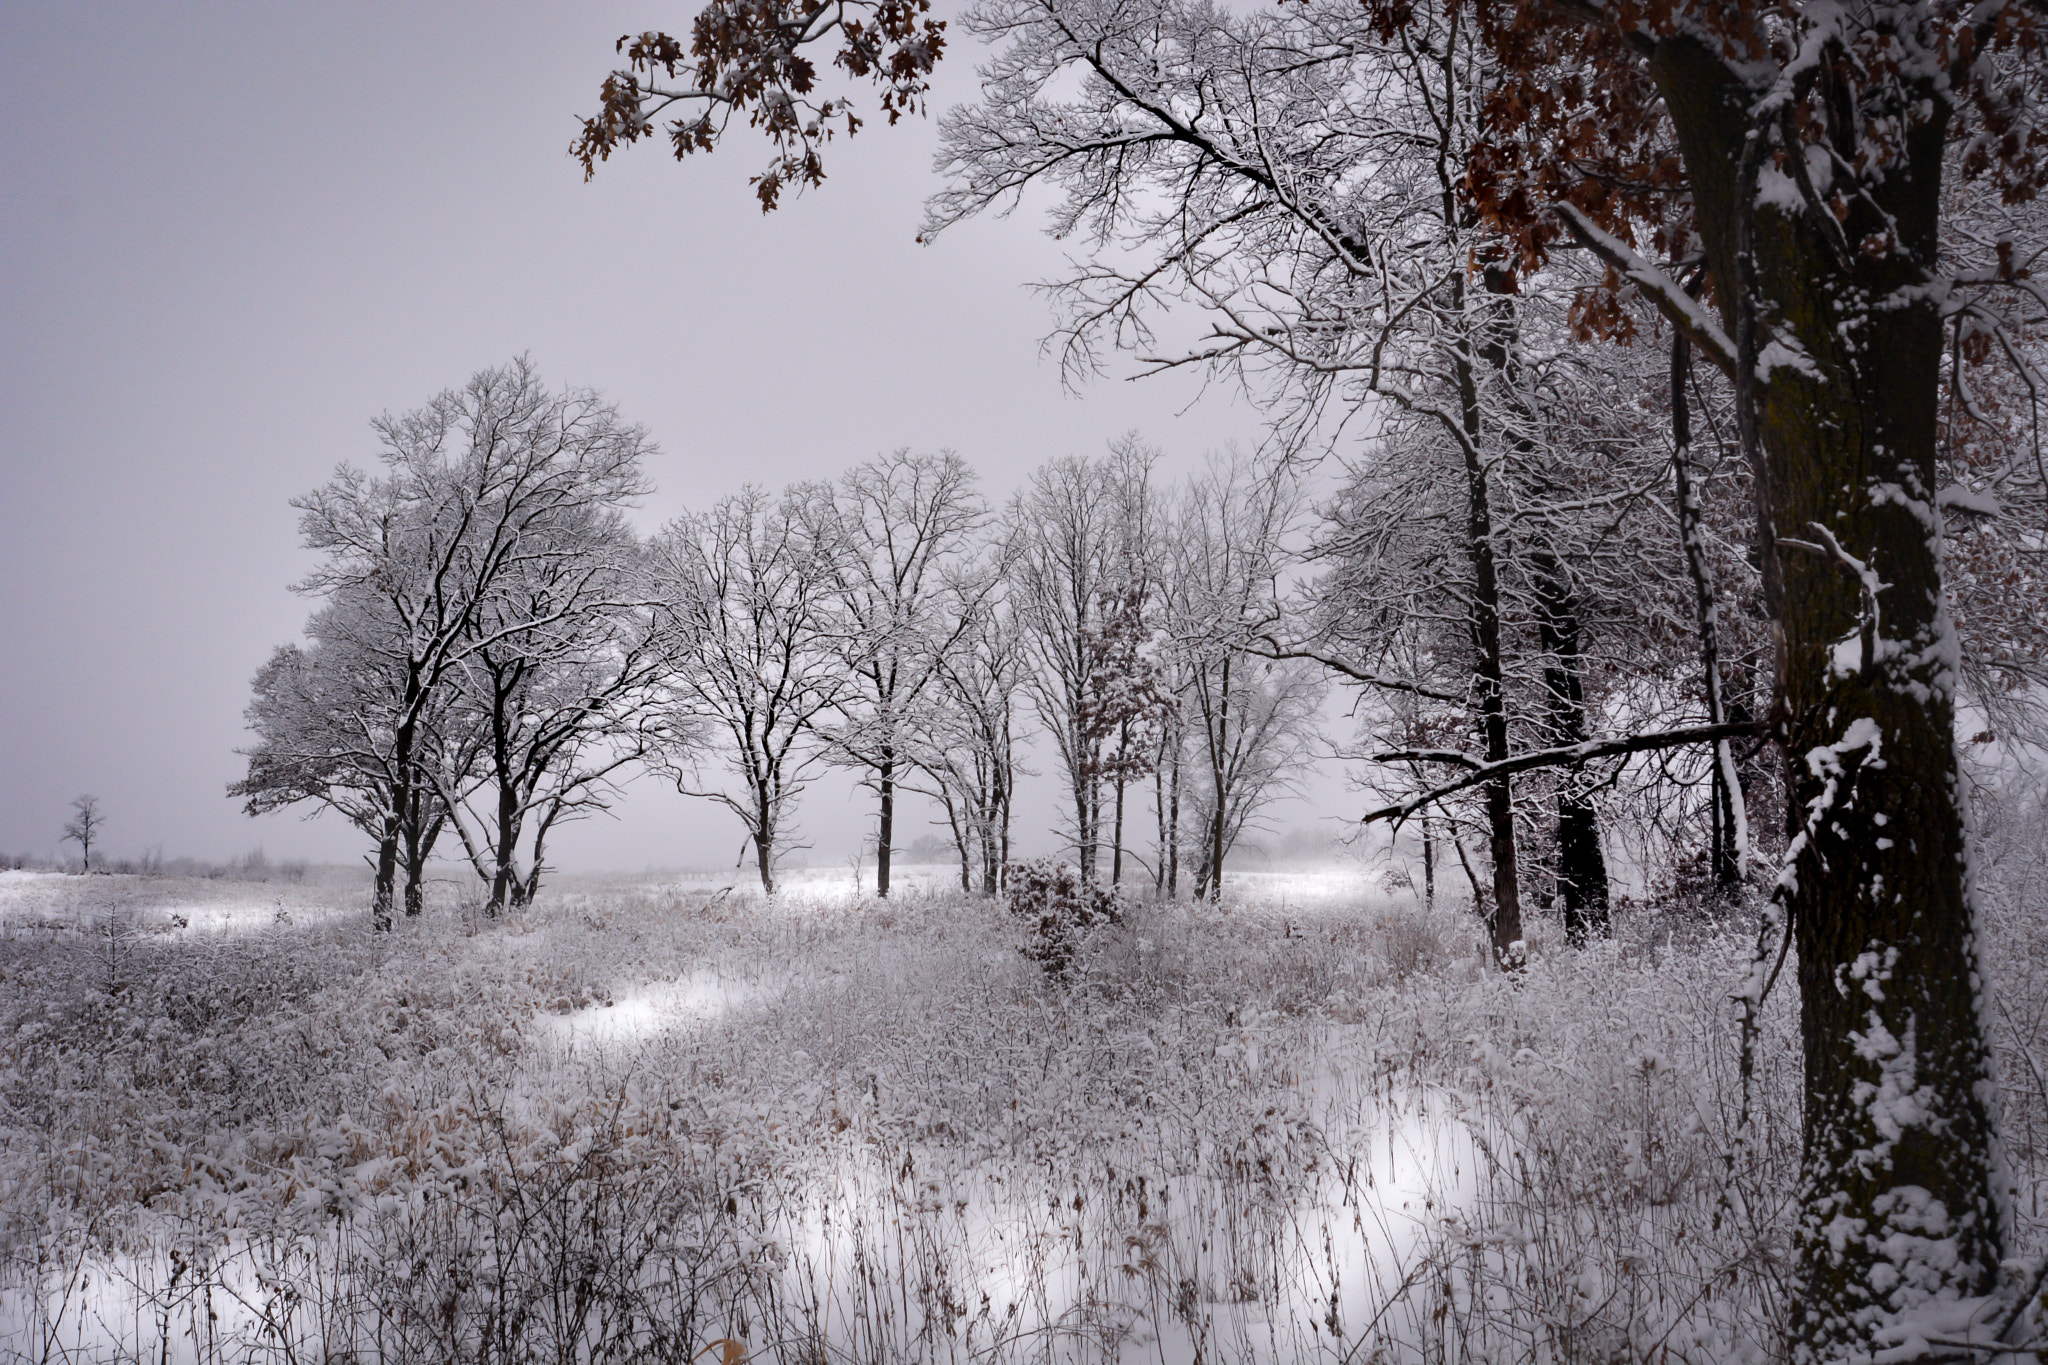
(0, 855, 2041, 1363)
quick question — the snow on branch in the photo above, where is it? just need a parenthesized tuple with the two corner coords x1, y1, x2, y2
(1552, 203, 1738, 376)
(1360, 720, 1766, 826)
(1254, 638, 1470, 706)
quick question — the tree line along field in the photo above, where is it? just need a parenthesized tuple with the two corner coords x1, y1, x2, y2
(0, 794, 2043, 1364)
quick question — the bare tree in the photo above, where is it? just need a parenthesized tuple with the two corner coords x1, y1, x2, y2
(802, 450, 990, 896)
(928, 0, 1760, 957)
(648, 486, 839, 895)
(61, 795, 104, 873)
(913, 586, 1028, 895)
(289, 357, 652, 928)
(428, 514, 661, 914)
(925, 0, 1549, 955)
(1670, 329, 1753, 901)
(1166, 455, 1322, 899)
(233, 593, 480, 915)
(1004, 438, 1159, 881)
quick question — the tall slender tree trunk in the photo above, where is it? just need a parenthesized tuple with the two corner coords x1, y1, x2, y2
(1420, 808, 1437, 911)
(1452, 325, 1524, 963)
(940, 790, 973, 893)
(521, 803, 560, 906)
(1453, 836, 1483, 909)
(977, 778, 998, 896)
(1206, 720, 1226, 903)
(1654, 39, 2003, 1355)
(1206, 803, 1226, 902)
(1073, 738, 1098, 881)
(1203, 662, 1232, 903)
(1165, 744, 1181, 900)
(876, 747, 895, 898)
(1532, 550, 1610, 942)
(1153, 759, 1168, 893)
(1672, 330, 1749, 896)
(982, 792, 1001, 895)
(1111, 771, 1127, 886)
(986, 757, 1012, 895)
(486, 669, 524, 918)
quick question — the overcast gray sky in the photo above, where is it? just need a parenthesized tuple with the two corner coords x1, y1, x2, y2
(0, 2, 1334, 874)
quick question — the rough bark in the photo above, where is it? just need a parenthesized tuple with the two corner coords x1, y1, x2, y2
(372, 821, 400, 933)
(400, 788, 438, 919)
(753, 826, 776, 897)
(1653, 35, 2003, 1355)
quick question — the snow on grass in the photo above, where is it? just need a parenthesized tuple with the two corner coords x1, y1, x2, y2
(0, 870, 368, 938)
(0, 852, 2041, 1363)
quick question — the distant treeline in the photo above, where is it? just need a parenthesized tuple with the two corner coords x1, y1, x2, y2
(2, 847, 313, 882)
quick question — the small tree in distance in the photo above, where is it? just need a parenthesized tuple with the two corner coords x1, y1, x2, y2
(61, 794, 104, 873)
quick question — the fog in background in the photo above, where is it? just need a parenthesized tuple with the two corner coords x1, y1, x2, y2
(0, 3, 1363, 874)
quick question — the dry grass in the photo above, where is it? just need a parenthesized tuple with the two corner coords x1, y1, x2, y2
(0, 811, 2041, 1363)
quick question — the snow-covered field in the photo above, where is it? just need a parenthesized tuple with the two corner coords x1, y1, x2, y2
(0, 855, 2041, 1363)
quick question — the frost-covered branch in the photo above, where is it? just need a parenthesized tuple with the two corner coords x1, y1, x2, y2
(1359, 721, 1765, 825)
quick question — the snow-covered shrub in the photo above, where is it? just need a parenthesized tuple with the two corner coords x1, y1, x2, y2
(1002, 859, 1123, 981)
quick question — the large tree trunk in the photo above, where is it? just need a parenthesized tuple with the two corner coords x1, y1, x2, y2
(753, 830, 776, 896)
(752, 777, 777, 896)
(372, 819, 400, 933)
(1655, 38, 2003, 1356)
(401, 795, 435, 920)
(372, 717, 418, 933)
(489, 775, 520, 917)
